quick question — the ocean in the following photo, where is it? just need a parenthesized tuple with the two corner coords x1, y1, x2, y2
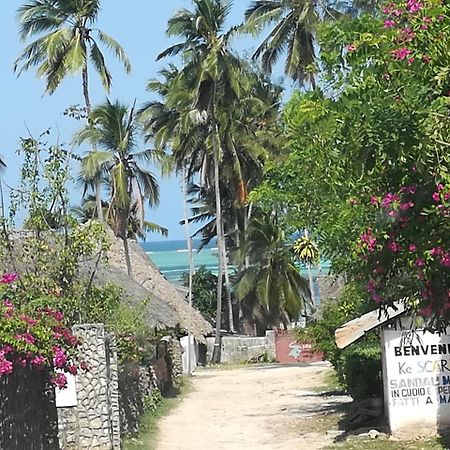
(141, 240, 219, 284)
(140, 240, 330, 298)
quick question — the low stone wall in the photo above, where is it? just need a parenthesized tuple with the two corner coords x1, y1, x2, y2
(206, 331, 276, 364)
(119, 363, 159, 436)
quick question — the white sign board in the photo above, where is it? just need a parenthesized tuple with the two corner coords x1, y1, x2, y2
(55, 373, 78, 408)
(382, 325, 450, 435)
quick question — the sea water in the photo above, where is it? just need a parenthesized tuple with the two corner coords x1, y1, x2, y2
(140, 239, 330, 302)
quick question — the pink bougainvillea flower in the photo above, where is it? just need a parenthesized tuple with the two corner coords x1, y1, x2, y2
(381, 192, 401, 208)
(400, 184, 417, 194)
(441, 253, 450, 267)
(437, 183, 445, 191)
(360, 229, 377, 253)
(407, 57, 415, 65)
(432, 191, 440, 202)
(384, 19, 396, 27)
(406, 0, 422, 13)
(20, 315, 37, 327)
(32, 355, 46, 367)
(388, 240, 401, 252)
(51, 373, 67, 389)
(0, 351, 13, 376)
(420, 304, 433, 317)
(370, 196, 379, 206)
(53, 347, 68, 368)
(409, 244, 417, 252)
(415, 258, 426, 267)
(346, 44, 357, 52)
(391, 47, 413, 61)
(15, 333, 36, 345)
(372, 293, 383, 303)
(0, 273, 18, 284)
(400, 201, 414, 210)
(67, 365, 78, 375)
(422, 55, 431, 63)
(430, 247, 443, 257)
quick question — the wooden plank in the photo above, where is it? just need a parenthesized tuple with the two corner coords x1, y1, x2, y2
(335, 301, 407, 349)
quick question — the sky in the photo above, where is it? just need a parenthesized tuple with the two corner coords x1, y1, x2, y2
(0, 1, 284, 241)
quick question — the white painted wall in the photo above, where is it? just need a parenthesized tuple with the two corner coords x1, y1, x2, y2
(382, 323, 450, 436)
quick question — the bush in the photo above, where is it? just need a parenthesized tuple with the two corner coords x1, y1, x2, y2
(301, 283, 383, 400)
(342, 343, 382, 400)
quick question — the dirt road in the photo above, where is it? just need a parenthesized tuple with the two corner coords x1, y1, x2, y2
(157, 363, 351, 450)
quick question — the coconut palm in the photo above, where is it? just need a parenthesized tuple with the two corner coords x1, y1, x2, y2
(72, 195, 168, 240)
(15, 0, 131, 108)
(236, 213, 312, 331)
(74, 100, 160, 276)
(16, 0, 131, 222)
(157, 0, 252, 358)
(245, 0, 334, 86)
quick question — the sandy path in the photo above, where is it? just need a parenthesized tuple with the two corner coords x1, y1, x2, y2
(156, 362, 351, 450)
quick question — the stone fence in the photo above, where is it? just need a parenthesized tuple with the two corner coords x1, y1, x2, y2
(205, 331, 276, 364)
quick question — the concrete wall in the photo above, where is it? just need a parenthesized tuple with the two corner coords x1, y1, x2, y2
(206, 331, 276, 364)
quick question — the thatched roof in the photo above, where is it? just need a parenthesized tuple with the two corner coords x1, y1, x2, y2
(1, 229, 212, 341)
(105, 230, 213, 341)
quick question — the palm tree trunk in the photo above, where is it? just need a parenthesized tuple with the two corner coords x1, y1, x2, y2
(123, 232, 133, 277)
(95, 177, 104, 223)
(82, 63, 91, 113)
(82, 62, 104, 224)
(182, 166, 195, 374)
(222, 243, 235, 333)
(211, 125, 224, 364)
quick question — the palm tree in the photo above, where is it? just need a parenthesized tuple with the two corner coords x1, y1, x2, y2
(74, 100, 160, 276)
(157, 0, 251, 360)
(72, 195, 168, 240)
(15, 0, 131, 108)
(245, 0, 331, 86)
(16, 0, 131, 221)
(236, 213, 312, 331)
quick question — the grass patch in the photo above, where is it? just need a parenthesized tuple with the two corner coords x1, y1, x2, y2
(311, 368, 342, 394)
(123, 378, 193, 450)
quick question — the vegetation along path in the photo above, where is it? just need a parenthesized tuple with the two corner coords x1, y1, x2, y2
(156, 362, 351, 450)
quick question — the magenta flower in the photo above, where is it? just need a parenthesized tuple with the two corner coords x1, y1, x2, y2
(409, 244, 417, 252)
(346, 44, 357, 52)
(391, 47, 413, 61)
(388, 240, 401, 252)
(32, 356, 46, 367)
(422, 55, 431, 63)
(420, 304, 433, 317)
(400, 201, 414, 210)
(384, 19, 396, 28)
(0, 352, 13, 376)
(51, 373, 67, 389)
(381, 192, 400, 208)
(53, 347, 67, 368)
(432, 191, 440, 202)
(415, 258, 425, 267)
(406, 0, 422, 13)
(15, 333, 36, 345)
(441, 253, 450, 268)
(0, 273, 18, 285)
(370, 196, 379, 206)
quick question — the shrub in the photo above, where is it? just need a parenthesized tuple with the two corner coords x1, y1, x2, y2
(301, 283, 382, 399)
(342, 343, 383, 400)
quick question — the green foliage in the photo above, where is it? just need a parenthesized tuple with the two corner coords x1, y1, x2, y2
(342, 343, 382, 400)
(143, 389, 162, 414)
(302, 284, 381, 399)
(182, 266, 217, 321)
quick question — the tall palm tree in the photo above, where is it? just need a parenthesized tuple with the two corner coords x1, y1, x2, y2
(236, 213, 312, 331)
(15, 0, 131, 221)
(157, 0, 251, 359)
(74, 100, 160, 276)
(245, 0, 331, 86)
(15, 0, 131, 108)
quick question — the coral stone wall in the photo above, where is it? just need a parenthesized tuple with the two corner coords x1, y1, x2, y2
(58, 324, 120, 450)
